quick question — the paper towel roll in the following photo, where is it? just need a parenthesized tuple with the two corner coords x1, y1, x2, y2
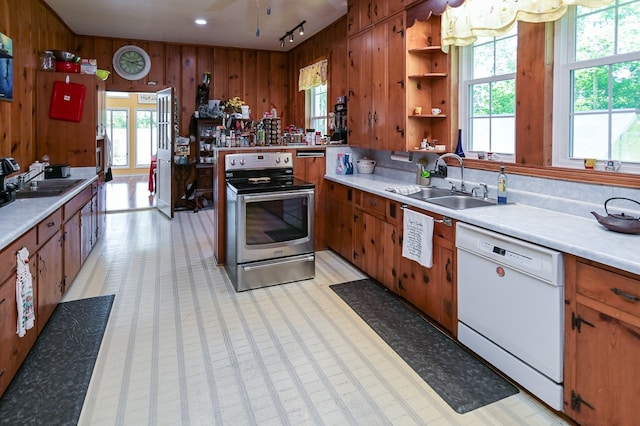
(390, 153, 412, 162)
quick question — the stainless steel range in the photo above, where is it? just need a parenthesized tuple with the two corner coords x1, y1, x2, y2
(225, 152, 315, 291)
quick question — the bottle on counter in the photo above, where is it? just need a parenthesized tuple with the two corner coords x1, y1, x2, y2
(455, 129, 465, 157)
(497, 162, 508, 205)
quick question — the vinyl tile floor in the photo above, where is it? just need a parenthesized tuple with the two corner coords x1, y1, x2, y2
(63, 209, 571, 425)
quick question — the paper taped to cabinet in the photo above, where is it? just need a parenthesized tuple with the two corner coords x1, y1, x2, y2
(402, 209, 434, 268)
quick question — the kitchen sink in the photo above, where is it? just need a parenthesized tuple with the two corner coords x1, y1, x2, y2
(406, 187, 453, 200)
(15, 179, 84, 199)
(426, 195, 497, 210)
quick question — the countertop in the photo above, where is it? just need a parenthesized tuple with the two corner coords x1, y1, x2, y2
(326, 174, 640, 276)
(0, 168, 98, 252)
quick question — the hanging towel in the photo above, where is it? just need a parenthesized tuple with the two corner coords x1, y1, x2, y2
(16, 247, 35, 337)
(385, 184, 423, 195)
(402, 209, 434, 268)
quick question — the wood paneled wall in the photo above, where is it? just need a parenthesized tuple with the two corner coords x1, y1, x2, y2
(73, 37, 290, 137)
(0, 0, 348, 172)
(0, 0, 75, 169)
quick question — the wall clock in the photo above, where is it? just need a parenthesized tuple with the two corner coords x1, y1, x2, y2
(112, 45, 151, 80)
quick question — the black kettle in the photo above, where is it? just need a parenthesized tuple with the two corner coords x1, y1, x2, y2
(591, 197, 640, 234)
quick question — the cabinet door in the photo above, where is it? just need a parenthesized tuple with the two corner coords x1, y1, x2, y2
(325, 185, 353, 261)
(385, 13, 407, 151)
(348, 31, 372, 147)
(567, 303, 640, 426)
(371, 23, 388, 149)
(63, 210, 82, 288)
(37, 232, 63, 334)
(0, 265, 38, 397)
(81, 200, 94, 263)
(294, 155, 326, 250)
(96, 176, 107, 239)
(347, 0, 360, 35)
(381, 222, 399, 292)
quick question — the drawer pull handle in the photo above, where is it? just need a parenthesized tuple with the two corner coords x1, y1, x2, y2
(369, 200, 377, 206)
(47, 221, 56, 227)
(0, 297, 5, 305)
(610, 287, 640, 302)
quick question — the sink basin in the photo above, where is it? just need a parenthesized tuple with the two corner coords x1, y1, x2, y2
(406, 187, 454, 200)
(15, 179, 84, 199)
(426, 195, 497, 210)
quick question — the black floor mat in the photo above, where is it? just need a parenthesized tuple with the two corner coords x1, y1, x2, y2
(330, 279, 518, 414)
(0, 295, 114, 424)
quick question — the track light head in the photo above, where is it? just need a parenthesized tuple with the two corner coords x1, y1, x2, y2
(289, 33, 294, 43)
(299, 25, 304, 36)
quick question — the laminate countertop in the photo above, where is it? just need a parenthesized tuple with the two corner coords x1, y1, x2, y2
(326, 174, 640, 276)
(0, 168, 98, 252)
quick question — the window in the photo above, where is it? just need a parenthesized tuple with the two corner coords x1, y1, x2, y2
(307, 83, 327, 135)
(135, 109, 157, 167)
(460, 27, 518, 158)
(106, 109, 129, 167)
(554, 1, 640, 173)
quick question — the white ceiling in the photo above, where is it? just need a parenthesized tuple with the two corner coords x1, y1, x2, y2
(44, 0, 347, 51)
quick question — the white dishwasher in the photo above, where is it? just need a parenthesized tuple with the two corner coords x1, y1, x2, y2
(456, 223, 564, 411)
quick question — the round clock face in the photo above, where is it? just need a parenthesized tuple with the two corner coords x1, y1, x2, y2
(113, 45, 151, 80)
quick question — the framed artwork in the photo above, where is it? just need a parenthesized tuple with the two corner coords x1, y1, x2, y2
(0, 33, 13, 102)
(138, 93, 157, 104)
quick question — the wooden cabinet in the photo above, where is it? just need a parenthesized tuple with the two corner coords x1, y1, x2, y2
(397, 207, 456, 333)
(348, 12, 406, 150)
(293, 150, 327, 250)
(325, 181, 354, 261)
(564, 255, 640, 425)
(0, 229, 37, 398)
(63, 210, 82, 287)
(405, 15, 454, 151)
(36, 71, 106, 167)
(353, 193, 402, 291)
(36, 209, 64, 334)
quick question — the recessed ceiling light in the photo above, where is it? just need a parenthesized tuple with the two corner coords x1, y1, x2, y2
(195, 19, 207, 25)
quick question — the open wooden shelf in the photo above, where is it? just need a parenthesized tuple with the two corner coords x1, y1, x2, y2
(408, 73, 447, 79)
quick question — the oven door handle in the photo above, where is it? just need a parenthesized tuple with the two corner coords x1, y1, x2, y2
(240, 189, 315, 203)
(242, 255, 315, 271)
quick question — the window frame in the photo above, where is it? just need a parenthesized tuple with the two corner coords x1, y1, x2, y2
(459, 30, 518, 162)
(134, 108, 157, 168)
(306, 83, 328, 135)
(106, 108, 129, 169)
(552, 3, 640, 174)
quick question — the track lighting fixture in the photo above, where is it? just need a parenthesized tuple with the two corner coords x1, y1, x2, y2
(278, 20, 307, 48)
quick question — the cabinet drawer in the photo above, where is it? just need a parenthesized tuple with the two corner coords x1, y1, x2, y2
(360, 192, 387, 219)
(64, 186, 92, 219)
(326, 181, 352, 202)
(576, 261, 640, 318)
(0, 229, 37, 285)
(38, 208, 62, 245)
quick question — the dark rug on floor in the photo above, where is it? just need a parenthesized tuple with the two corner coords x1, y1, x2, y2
(330, 279, 518, 414)
(0, 295, 114, 425)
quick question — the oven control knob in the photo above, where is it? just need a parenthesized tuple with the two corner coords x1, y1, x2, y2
(230, 159, 236, 166)
(240, 159, 245, 165)
(275, 157, 281, 164)
(284, 157, 289, 163)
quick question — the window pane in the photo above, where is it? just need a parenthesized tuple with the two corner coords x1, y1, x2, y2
(136, 110, 156, 167)
(473, 42, 495, 78)
(572, 66, 609, 112)
(492, 80, 516, 114)
(494, 35, 517, 75)
(575, 6, 615, 60)
(617, 1, 640, 54)
(572, 113, 609, 158)
(611, 60, 640, 109)
(108, 109, 128, 167)
(490, 117, 516, 154)
(612, 113, 640, 162)
(471, 84, 490, 116)
(470, 118, 490, 151)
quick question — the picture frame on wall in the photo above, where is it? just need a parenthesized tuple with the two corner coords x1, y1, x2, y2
(138, 93, 157, 104)
(0, 32, 13, 102)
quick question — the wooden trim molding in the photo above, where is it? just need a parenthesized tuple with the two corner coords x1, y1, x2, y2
(463, 159, 640, 189)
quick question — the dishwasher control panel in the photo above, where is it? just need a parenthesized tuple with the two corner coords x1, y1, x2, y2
(456, 223, 564, 285)
(478, 240, 542, 270)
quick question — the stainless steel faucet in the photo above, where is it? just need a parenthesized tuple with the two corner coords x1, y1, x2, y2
(437, 153, 465, 193)
(17, 168, 45, 190)
(471, 183, 488, 199)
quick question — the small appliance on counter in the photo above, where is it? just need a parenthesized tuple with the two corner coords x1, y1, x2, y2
(45, 163, 71, 179)
(0, 157, 20, 207)
(330, 96, 347, 144)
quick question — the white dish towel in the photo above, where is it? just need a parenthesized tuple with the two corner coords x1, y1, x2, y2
(16, 247, 35, 337)
(402, 208, 434, 268)
(385, 184, 422, 195)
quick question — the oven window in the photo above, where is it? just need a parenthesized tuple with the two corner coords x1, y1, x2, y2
(245, 196, 309, 245)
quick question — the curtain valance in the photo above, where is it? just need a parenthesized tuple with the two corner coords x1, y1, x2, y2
(441, 0, 614, 47)
(298, 59, 328, 91)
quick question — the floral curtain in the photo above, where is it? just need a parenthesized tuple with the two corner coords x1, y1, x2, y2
(441, 0, 614, 47)
(298, 59, 328, 91)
